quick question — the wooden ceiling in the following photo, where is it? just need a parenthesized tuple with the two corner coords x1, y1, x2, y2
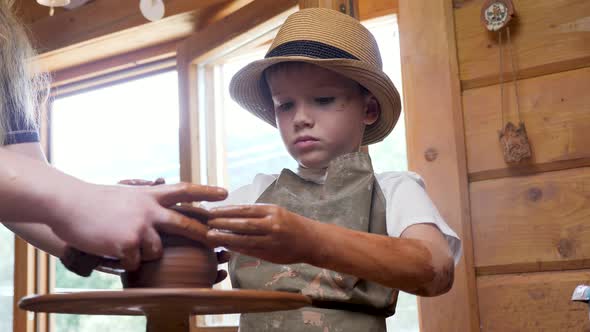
(13, 0, 397, 74)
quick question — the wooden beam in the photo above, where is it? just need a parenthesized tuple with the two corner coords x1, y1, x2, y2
(12, 1, 67, 25)
(180, 0, 297, 64)
(29, 0, 229, 52)
(51, 39, 180, 87)
(28, 0, 396, 74)
(299, 0, 360, 18)
(299, 0, 397, 19)
(359, 0, 398, 20)
(196, 0, 255, 29)
(31, 0, 253, 73)
(398, 0, 479, 331)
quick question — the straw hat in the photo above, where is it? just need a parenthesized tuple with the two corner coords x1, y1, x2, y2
(229, 8, 401, 145)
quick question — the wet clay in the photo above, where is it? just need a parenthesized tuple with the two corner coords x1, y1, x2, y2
(122, 205, 217, 289)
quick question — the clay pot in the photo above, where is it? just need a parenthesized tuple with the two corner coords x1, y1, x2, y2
(121, 205, 217, 289)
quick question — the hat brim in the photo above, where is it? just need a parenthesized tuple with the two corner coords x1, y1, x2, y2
(229, 56, 402, 145)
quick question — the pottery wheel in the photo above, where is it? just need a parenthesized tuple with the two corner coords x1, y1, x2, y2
(20, 288, 311, 332)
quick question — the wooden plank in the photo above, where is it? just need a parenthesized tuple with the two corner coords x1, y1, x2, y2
(29, 0, 229, 52)
(18, 0, 397, 24)
(469, 158, 590, 182)
(478, 270, 590, 332)
(398, 0, 479, 331)
(196, 0, 254, 28)
(463, 66, 590, 179)
(12, 1, 66, 25)
(31, 0, 253, 73)
(47, 0, 399, 85)
(51, 39, 179, 87)
(297, 0, 398, 19)
(13, 238, 36, 332)
(471, 167, 590, 275)
(33, 13, 195, 73)
(455, 0, 590, 90)
(182, 0, 297, 63)
(359, 0, 398, 20)
(299, 0, 360, 17)
(35, 251, 50, 332)
(51, 59, 176, 99)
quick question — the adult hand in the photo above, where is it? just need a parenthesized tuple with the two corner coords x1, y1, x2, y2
(51, 180, 227, 271)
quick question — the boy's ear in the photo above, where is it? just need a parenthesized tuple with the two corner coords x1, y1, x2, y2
(363, 94, 380, 126)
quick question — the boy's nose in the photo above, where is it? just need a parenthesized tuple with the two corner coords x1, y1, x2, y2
(293, 104, 314, 130)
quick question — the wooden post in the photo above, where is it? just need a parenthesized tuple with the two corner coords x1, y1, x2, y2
(13, 239, 36, 332)
(398, 0, 479, 331)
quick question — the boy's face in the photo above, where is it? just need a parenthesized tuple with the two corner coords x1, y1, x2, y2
(266, 63, 379, 169)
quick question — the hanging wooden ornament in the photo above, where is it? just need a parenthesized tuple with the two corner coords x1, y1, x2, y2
(481, 0, 515, 32)
(481, 0, 531, 164)
(499, 122, 531, 163)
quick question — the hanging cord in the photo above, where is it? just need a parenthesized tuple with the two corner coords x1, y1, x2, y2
(506, 26, 522, 124)
(499, 30, 505, 128)
(498, 26, 522, 127)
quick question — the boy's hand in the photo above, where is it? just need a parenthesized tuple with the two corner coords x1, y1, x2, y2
(206, 204, 319, 265)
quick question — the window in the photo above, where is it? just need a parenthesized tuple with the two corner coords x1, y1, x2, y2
(198, 14, 417, 332)
(49, 70, 180, 332)
(217, 50, 298, 191)
(0, 224, 15, 332)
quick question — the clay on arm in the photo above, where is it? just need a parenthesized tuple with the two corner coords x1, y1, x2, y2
(1, 143, 67, 257)
(308, 221, 454, 297)
(208, 204, 455, 297)
(399, 223, 454, 295)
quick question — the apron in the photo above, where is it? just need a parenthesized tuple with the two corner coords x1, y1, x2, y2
(229, 152, 398, 332)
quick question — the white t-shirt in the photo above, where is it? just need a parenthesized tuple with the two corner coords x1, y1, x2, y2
(204, 169, 462, 264)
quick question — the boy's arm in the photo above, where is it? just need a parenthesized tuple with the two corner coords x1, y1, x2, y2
(207, 205, 454, 297)
(311, 221, 454, 296)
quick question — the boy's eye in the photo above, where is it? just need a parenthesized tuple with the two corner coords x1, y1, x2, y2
(315, 97, 335, 105)
(276, 102, 294, 112)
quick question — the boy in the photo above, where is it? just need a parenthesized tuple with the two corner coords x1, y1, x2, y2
(203, 8, 462, 332)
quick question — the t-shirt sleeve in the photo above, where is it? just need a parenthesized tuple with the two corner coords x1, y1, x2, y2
(3, 107, 39, 145)
(378, 172, 462, 265)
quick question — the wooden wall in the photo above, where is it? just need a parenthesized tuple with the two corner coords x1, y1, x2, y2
(454, 0, 590, 330)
